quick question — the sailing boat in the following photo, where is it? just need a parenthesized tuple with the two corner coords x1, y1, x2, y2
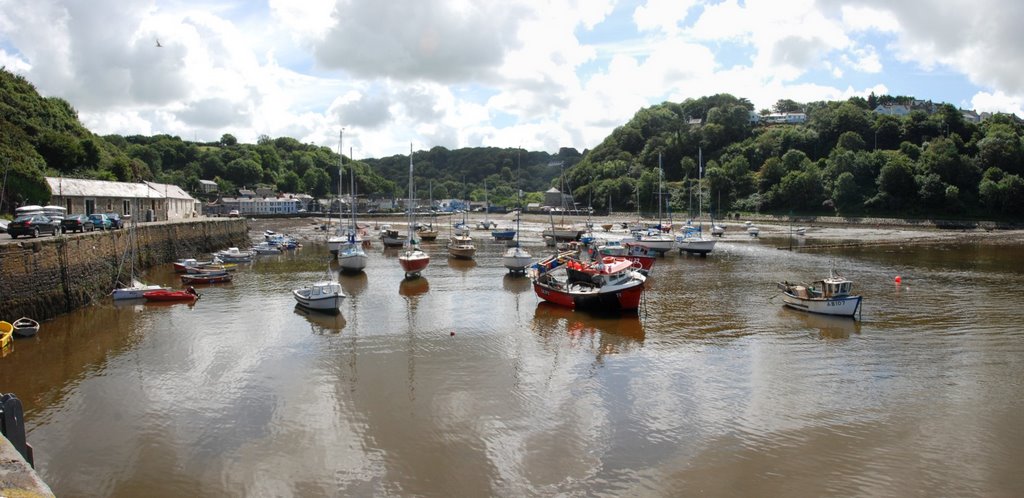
(328, 130, 349, 256)
(503, 149, 531, 273)
(417, 180, 438, 242)
(541, 164, 585, 242)
(112, 198, 168, 299)
(625, 153, 674, 255)
(398, 144, 430, 277)
(448, 181, 476, 259)
(338, 146, 368, 273)
(675, 147, 717, 256)
(476, 180, 496, 229)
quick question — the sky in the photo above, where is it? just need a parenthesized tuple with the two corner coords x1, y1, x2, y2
(1, 0, 1022, 159)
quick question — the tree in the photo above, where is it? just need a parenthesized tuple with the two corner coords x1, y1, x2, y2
(832, 172, 861, 212)
(302, 167, 331, 197)
(225, 158, 263, 186)
(277, 170, 300, 193)
(220, 133, 238, 147)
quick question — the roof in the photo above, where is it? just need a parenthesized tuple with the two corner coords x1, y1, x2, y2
(545, 187, 561, 193)
(199, 179, 217, 185)
(46, 177, 156, 198)
(144, 181, 194, 200)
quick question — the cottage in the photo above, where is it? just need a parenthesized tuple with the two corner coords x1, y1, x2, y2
(199, 179, 218, 194)
(46, 177, 197, 222)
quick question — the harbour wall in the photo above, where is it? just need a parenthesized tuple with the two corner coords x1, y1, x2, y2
(0, 218, 250, 321)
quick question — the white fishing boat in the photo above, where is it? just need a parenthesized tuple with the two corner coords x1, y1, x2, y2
(293, 280, 345, 313)
(778, 269, 862, 318)
(747, 226, 760, 237)
(252, 242, 283, 255)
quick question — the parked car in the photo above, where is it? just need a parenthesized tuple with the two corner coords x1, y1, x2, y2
(8, 214, 60, 238)
(88, 213, 112, 230)
(104, 212, 124, 229)
(228, 210, 240, 217)
(61, 214, 95, 233)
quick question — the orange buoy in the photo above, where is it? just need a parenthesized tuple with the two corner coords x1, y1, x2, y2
(895, 275, 902, 284)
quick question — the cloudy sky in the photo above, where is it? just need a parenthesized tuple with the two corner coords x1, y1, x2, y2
(1, 0, 1022, 158)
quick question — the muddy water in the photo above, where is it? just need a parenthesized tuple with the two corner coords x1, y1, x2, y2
(2, 226, 1023, 497)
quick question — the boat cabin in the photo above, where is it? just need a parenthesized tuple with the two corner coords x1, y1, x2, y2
(816, 276, 853, 298)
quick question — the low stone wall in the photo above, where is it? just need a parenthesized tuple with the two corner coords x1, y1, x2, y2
(0, 218, 250, 321)
(720, 213, 1020, 230)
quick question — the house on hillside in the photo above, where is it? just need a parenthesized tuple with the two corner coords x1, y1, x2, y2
(873, 104, 911, 117)
(199, 179, 218, 194)
(543, 187, 573, 208)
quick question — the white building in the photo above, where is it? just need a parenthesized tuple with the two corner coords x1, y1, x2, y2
(145, 181, 200, 220)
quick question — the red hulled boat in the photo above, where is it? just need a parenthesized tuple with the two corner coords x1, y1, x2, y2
(531, 254, 646, 312)
(144, 288, 200, 302)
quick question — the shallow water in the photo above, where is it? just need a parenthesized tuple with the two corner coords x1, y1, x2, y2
(3, 228, 1023, 497)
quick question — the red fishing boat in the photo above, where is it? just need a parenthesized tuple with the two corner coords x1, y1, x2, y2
(595, 242, 656, 274)
(531, 254, 646, 312)
(144, 287, 200, 302)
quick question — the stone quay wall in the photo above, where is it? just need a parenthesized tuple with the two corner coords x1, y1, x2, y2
(0, 218, 250, 321)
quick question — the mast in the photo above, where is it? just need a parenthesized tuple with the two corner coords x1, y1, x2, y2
(350, 146, 356, 242)
(658, 152, 663, 226)
(407, 143, 414, 245)
(515, 148, 522, 246)
(338, 129, 344, 236)
(698, 146, 703, 228)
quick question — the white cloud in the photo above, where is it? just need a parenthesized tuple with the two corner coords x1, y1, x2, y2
(1, 0, 1022, 161)
(970, 90, 1024, 116)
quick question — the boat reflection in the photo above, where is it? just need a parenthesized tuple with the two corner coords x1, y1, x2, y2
(381, 247, 400, 259)
(398, 276, 430, 298)
(502, 273, 532, 294)
(448, 258, 476, 272)
(293, 306, 346, 334)
(531, 302, 645, 357)
(339, 272, 368, 296)
(782, 308, 861, 339)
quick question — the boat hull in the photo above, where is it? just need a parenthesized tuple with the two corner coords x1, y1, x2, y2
(533, 280, 645, 311)
(293, 290, 344, 313)
(11, 317, 39, 337)
(675, 237, 717, 255)
(781, 293, 862, 317)
(502, 247, 532, 272)
(338, 252, 368, 273)
(491, 230, 516, 241)
(144, 290, 198, 302)
(112, 284, 168, 300)
(181, 274, 233, 284)
(399, 251, 430, 276)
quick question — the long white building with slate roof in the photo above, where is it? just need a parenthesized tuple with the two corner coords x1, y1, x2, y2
(46, 177, 200, 222)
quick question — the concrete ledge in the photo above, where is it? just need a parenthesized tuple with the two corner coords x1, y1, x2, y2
(0, 435, 53, 497)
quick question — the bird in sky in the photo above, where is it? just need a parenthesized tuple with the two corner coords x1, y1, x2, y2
(155, 38, 162, 48)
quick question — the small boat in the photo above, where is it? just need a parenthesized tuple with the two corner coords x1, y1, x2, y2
(11, 317, 39, 337)
(417, 226, 439, 242)
(380, 228, 405, 248)
(215, 247, 254, 262)
(491, 228, 516, 241)
(778, 270, 862, 318)
(181, 273, 233, 284)
(398, 145, 430, 278)
(674, 226, 717, 256)
(598, 241, 656, 273)
(795, 227, 807, 236)
(144, 288, 200, 302)
(293, 280, 345, 313)
(0, 321, 12, 349)
(625, 228, 675, 255)
(600, 223, 614, 232)
(173, 258, 215, 272)
(447, 234, 476, 259)
(502, 245, 532, 273)
(711, 224, 726, 237)
(252, 242, 283, 255)
(112, 279, 170, 300)
(530, 254, 646, 312)
(747, 226, 760, 237)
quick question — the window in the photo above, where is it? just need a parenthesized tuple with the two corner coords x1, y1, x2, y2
(65, 198, 72, 212)
(85, 199, 95, 215)
(123, 200, 131, 215)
